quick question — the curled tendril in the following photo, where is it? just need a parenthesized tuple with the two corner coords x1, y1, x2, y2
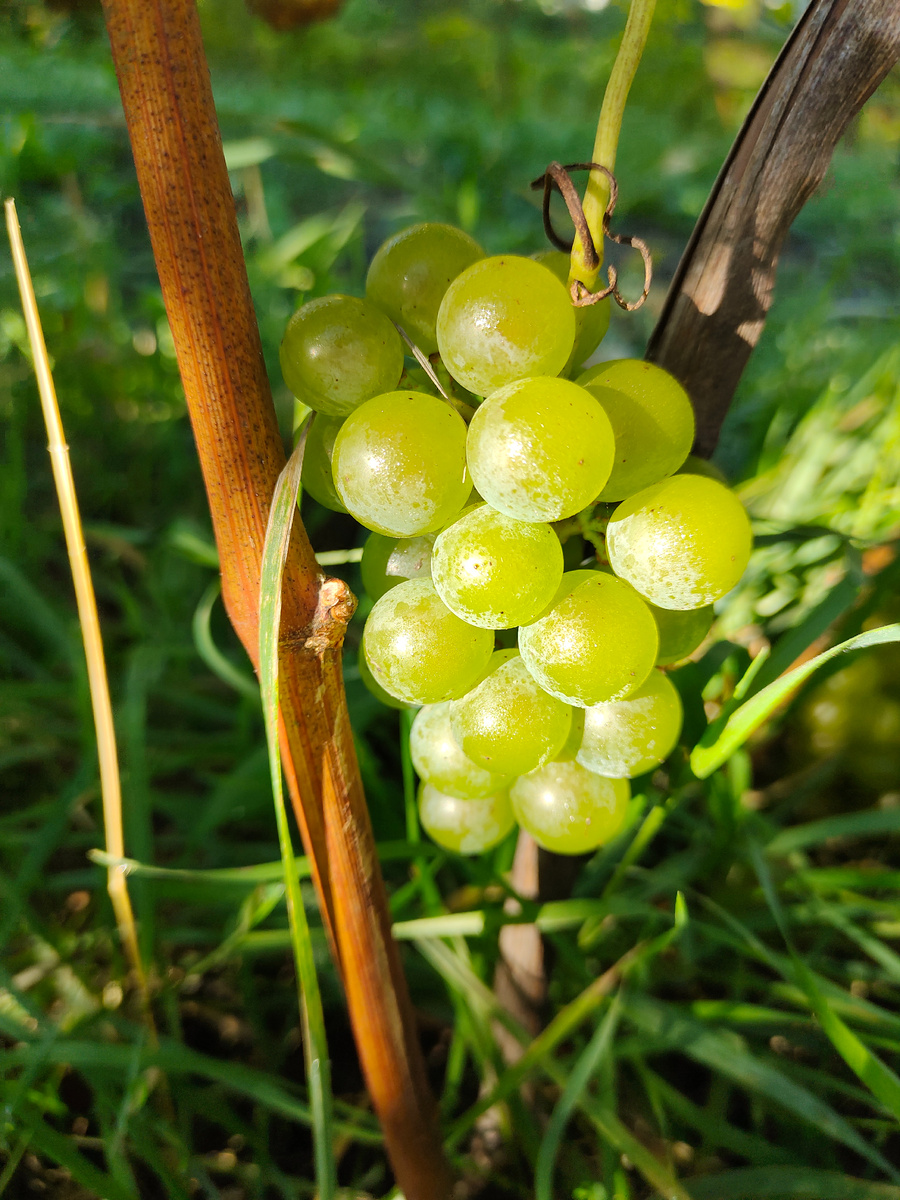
(530, 161, 652, 312)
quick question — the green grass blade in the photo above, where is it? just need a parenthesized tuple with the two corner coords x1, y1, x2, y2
(0, 1037, 381, 1144)
(622, 994, 900, 1180)
(675, 1167, 900, 1199)
(88, 839, 438, 887)
(19, 1114, 136, 1200)
(691, 624, 900, 778)
(259, 430, 336, 1200)
(767, 806, 900, 857)
(535, 995, 622, 1200)
(192, 578, 259, 699)
(748, 841, 900, 1129)
(746, 573, 861, 698)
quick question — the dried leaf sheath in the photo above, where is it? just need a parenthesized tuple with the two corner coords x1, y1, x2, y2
(99, 1, 451, 1195)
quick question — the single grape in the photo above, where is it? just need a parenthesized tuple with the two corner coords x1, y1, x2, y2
(360, 531, 435, 602)
(576, 669, 683, 778)
(518, 571, 658, 706)
(431, 504, 564, 629)
(418, 782, 516, 855)
(449, 650, 573, 776)
(436, 256, 575, 396)
(333, 391, 470, 536)
(466, 376, 615, 522)
(577, 359, 695, 501)
(356, 646, 415, 711)
(300, 415, 347, 513)
(606, 475, 753, 609)
(533, 249, 610, 374)
(651, 602, 714, 665)
(362, 578, 494, 705)
(280, 295, 404, 417)
(366, 223, 484, 355)
(410, 702, 511, 799)
(510, 761, 630, 855)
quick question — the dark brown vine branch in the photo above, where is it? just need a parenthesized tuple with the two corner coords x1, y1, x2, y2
(646, 0, 900, 458)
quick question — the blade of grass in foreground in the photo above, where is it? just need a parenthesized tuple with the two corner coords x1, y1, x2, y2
(691, 623, 900, 778)
(749, 840, 900, 1127)
(4, 198, 147, 1009)
(535, 994, 623, 1200)
(259, 424, 336, 1200)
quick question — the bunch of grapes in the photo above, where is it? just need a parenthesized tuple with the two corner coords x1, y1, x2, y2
(280, 222, 753, 856)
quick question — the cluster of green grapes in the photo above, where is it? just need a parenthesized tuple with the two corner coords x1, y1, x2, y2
(280, 223, 753, 857)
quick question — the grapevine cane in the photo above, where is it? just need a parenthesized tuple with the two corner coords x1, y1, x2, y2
(571, 0, 657, 290)
(99, 1, 453, 1195)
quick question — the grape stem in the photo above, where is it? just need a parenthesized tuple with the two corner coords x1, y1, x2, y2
(571, 0, 657, 291)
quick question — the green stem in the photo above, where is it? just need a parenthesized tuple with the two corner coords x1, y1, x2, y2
(570, 0, 657, 290)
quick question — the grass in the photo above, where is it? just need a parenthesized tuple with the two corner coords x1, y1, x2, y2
(2, 0, 900, 1196)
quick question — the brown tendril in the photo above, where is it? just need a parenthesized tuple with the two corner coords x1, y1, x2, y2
(530, 161, 652, 311)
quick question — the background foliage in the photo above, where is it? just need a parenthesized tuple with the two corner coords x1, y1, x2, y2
(1, 0, 900, 1196)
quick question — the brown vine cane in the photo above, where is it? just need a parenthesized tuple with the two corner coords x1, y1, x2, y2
(531, 162, 652, 311)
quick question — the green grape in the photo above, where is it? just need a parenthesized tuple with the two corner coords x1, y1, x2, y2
(436, 256, 575, 396)
(518, 571, 658, 706)
(280, 294, 404, 417)
(606, 475, 753, 609)
(333, 391, 471, 536)
(449, 650, 572, 776)
(678, 454, 727, 483)
(533, 249, 610, 374)
(431, 504, 564, 629)
(360, 531, 435, 602)
(596, 562, 713, 664)
(418, 782, 516, 855)
(362, 578, 494, 705)
(300, 415, 347, 513)
(366, 223, 484, 355)
(577, 359, 695, 501)
(410, 702, 511, 799)
(576, 668, 683, 778)
(466, 377, 615, 522)
(356, 646, 415, 711)
(651, 602, 714, 665)
(510, 761, 629, 855)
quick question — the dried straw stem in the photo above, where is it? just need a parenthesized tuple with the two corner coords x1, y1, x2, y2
(5, 198, 149, 1013)
(99, 2, 450, 1194)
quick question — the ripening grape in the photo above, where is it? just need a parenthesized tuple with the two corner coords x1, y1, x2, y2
(280, 295, 404, 417)
(510, 760, 630, 855)
(366, 223, 484, 355)
(436, 256, 575, 396)
(360, 531, 435, 602)
(651, 602, 714, 665)
(362, 578, 494, 705)
(449, 650, 573, 776)
(410, 702, 511, 799)
(606, 475, 753, 609)
(356, 646, 415, 711)
(576, 669, 683, 778)
(430, 504, 564, 629)
(466, 377, 615, 522)
(301, 415, 347, 513)
(533, 249, 610, 374)
(577, 359, 695, 501)
(333, 391, 470, 536)
(418, 783, 516, 855)
(518, 570, 658, 707)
